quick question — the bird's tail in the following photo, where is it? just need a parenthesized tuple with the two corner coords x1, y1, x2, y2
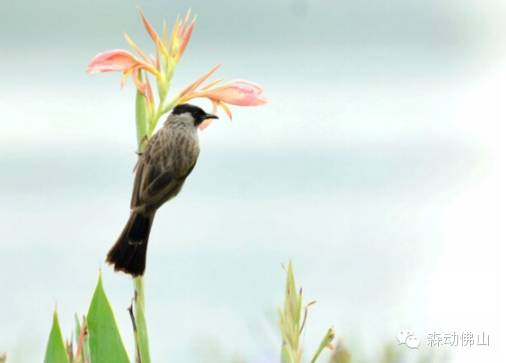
(106, 211, 155, 276)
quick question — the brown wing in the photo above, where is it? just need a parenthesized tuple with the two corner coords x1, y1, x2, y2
(132, 135, 196, 208)
(130, 126, 199, 210)
(130, 130, 166, 209)
(139, 158, 198, 208)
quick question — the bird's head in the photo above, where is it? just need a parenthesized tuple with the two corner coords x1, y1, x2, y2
(171, 103, 218, 129)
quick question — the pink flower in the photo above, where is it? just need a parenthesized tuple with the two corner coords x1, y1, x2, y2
(176, 66, 267, 119)
(137, 10, 195, 63)
(200, 80, 267, 106)
(168, 11, 195, 61)
(86, 49, 157, 102)
(87, 9, 267, 132)
(86, 50, 141, 73)
(86, 11, 196, 103)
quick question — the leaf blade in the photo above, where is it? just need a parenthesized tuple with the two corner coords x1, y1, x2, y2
(87, 274, 130, 363)
(44, 310, 70, 363)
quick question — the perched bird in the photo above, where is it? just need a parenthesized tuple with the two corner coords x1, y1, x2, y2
(107, 103, 218, 276)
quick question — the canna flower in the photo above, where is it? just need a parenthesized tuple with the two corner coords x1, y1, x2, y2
(138, 10, 195, 63)
(168, 11, 195, 62)
(86, 50, 148, 73)
(175, 65, 267, 121)
(88, 9, 266, 138)
(86, 49, 156, 101)
(86, 11, 196, 103)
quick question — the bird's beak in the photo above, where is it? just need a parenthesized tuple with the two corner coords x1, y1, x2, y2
(198, 113, 219, 130)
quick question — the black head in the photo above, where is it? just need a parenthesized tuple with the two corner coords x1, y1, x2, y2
(172, 103, 218, 126)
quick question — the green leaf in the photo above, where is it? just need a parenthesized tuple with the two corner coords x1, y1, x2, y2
(44, 310, 70, 363)
(87, 273, 130, 363)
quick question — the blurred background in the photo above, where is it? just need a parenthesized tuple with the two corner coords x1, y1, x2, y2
(1, 0, 504, 362)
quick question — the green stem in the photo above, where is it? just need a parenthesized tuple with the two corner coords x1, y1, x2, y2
(148, 102, 165, 136)
(133, 81, 152, 363)
(131, 66, 178, 363)
(133, 277, 150, 363)
(135, 90, 150, 153)
(309, 328, 335, 363)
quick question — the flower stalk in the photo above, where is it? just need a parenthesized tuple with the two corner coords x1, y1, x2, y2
(133, 277, 150, 363)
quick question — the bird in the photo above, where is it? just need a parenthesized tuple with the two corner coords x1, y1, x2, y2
(106, 103, 218, 276)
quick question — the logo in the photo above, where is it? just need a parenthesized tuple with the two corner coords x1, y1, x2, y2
(396, 329, 490, 349)
(397, 329, 420, 349)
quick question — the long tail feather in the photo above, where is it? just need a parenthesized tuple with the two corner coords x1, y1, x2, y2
(106, 212, 154, 276)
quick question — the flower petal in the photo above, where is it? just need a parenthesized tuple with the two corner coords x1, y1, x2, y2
(144, 76, 154, 105)
(162, 20, 168, 44)
(132, 68, 147, 94)
(204, 80, 267, 106)
(201, 78, 224, 90)
(178, 64, 222, 100)
(123, 33, 152, 64)
(219, 102, 233, 119)
(86, 50, 139, 74)
(140, 11, 162, 47)
(178, 15, 195, 59)
(168, 10, 196, 61)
